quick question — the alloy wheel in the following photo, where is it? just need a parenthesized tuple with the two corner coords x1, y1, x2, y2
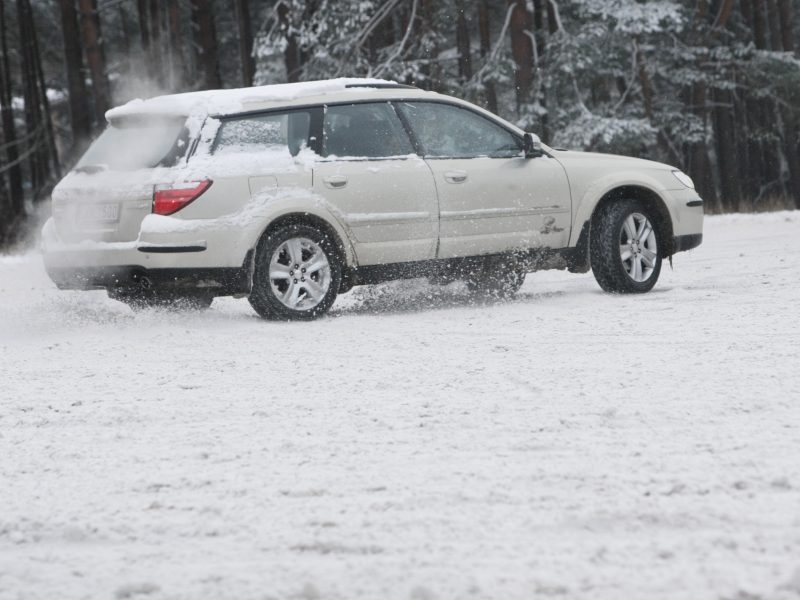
(269, 237, 331, 310)
(619, 212, 658, 283)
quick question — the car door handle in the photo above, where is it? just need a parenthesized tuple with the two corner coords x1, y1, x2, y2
(323, 175, 348, 189)
(444, 171, 468, 184)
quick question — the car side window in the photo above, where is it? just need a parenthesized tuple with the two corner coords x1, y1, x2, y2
(397, 102, 523, 159)
(214, 110, 312, 157)
(322, 103, 414, 159)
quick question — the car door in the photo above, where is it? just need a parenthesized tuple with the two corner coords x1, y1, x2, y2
(395, 101, 572, 260)
(195, 108, 315, 219)
(312, 102, 438, 266)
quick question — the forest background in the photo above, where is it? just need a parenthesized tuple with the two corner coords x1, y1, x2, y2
(0, 0, 798, 249)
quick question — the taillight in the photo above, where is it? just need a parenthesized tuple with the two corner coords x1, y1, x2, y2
(153, 180, 212, 216)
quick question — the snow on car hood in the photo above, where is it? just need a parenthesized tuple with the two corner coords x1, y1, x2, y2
(105, 78, 394, 122)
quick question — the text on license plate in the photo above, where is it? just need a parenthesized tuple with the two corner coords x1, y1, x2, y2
(78, 203, 120, 223)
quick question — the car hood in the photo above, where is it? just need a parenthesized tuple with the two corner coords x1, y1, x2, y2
(546, 148, 687, 196)
(549, 149, 674, 173)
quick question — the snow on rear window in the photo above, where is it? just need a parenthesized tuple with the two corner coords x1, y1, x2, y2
(76, 118, 187, 171)
(214, 111, 311, 157)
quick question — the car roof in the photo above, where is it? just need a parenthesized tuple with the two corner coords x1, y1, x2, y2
(105, 78, 445, 123)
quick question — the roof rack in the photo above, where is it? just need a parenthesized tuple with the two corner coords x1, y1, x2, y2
(344, 83, 419, 90)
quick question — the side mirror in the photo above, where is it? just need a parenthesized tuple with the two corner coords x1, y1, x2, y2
(523, 133, 544, 158)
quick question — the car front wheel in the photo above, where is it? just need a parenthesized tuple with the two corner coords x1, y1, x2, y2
(248, 223, 342, 320)
(590, 199, 663, 293)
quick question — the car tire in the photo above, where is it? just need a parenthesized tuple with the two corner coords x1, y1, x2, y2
(248, 223, 342, 320)
(590, 199, 663, 293)
(465, 255, 526, 298)
(109, 289, 214, 311)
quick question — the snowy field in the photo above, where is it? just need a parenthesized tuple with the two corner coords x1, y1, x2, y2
(2, 212, 800, 600)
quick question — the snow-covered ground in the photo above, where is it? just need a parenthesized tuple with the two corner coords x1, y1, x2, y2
(2, 212, 799, 600)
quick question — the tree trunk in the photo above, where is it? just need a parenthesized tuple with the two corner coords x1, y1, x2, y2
(776, 0, 795, 53)
(277, 1, 301, 82)
(531, 0, 551, 141)
(751, 0, 768, 49)
(31, 4, 59, 181)
(367, 11, 394, 65)
(545, 0, 559, 34)
(766, 0, 800, 206)
(532, 0, 545, 55)
(0, 170, 8, 246)
(118, 5, 132, 71)
(0, 0, 23, 208)
(417, 0, 441, 90)
(190, 0, 221, 89)
(455, 0, 472, 83)
(712, 88, 742, 211)
(714, 0, 736, 28)
(137, 0, 149, 53)
(59, 0, 92, 151)
(508, 0, 534, 112)
(749, 0, 782, 206)
(148, 0, 163, 85)
(766, 0, 783, 50)
(780, 112, 800, 208)
(637, 43, 681, 167)
(17, 0, 44, 191)
(0, 0, 22, 244)
(686, 82, 718, 210)
(234, 0, 255, 86)
(167, 0, 183, 89)
(77, 0, 111, 125)
(477, 0, 497, 113)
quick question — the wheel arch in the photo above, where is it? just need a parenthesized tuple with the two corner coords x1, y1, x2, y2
(571, 184, 676, 270)
(591, 185, 674, 257)
(248, 213, 347, 320)
(568, 184, 675, 273)
(256, 211, 354, 268)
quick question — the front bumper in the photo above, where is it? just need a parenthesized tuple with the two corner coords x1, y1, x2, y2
(664, 188, 704, 238)
(673, 233, 702, 253)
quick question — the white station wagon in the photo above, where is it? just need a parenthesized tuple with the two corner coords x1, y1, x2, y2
(42, 78, 704, 320)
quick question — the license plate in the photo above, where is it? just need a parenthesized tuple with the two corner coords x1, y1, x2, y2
(78, 203, 120, 224)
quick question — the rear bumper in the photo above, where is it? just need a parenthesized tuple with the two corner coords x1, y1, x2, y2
(45, 253, 253, 294)
(41, 215, 257, 293)
(42, 215, 258, 268)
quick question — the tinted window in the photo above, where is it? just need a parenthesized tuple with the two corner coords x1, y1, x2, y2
(214, 111, 311, 156)
(397, 102, 522, 159)
(323, 103, 414, 159)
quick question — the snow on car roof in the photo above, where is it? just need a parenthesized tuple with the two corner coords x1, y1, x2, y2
(105, 78, 414, 122)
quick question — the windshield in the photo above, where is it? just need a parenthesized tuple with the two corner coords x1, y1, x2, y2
(76, 117, 188, 172)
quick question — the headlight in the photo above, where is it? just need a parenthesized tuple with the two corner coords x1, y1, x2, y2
(672, 170, 695, 189)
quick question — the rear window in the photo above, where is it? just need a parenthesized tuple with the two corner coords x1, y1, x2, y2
(76, 117, 188, 171)
(213, 111, 312, 157)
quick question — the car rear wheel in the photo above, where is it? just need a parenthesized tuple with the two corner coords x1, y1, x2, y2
(249, 223, 342, 320)
(590, 199, 662, 293)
